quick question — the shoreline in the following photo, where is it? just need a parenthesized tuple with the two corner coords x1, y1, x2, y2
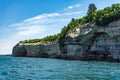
(12, 54, 120, 63)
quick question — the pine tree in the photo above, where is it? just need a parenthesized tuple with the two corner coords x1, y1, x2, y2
(87, 3, 97, 14)
(87, 3, 97, 23)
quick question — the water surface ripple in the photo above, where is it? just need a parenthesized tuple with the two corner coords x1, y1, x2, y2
(0, 56, 120, 80)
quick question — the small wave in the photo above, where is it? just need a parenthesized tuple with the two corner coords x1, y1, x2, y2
(1, 72, 8, 75)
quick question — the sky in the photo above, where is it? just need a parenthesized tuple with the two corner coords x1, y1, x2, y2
(0, 0, 120, 55)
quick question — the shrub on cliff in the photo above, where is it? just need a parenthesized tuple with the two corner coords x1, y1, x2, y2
(20, 3, 120, 43)
(95, 4, 120, 26)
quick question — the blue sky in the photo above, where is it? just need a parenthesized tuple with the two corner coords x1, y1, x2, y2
(0, 0, 120, 55)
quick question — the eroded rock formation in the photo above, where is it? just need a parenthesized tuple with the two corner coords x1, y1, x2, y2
(12, 20, 120, 61)
(12, 43, 60, 57)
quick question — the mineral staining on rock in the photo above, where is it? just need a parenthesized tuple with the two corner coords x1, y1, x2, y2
(59, 20, 120, 60)
(12, 20, 120, 60)
(12, 43, 60, 57)
(12, 3, 120, 61)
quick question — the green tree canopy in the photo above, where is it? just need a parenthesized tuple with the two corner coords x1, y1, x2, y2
(87, 3, 97, 14)
(20, 3, 120, 43)
(86, 3, 97, 23)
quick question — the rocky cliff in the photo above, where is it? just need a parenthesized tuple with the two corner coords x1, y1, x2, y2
(12, 20, 120, 61)
(60, 20, 120, 60)
(12, 43, 60, 57)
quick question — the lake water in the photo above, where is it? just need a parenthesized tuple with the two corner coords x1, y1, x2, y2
(0, 55, 120, 80)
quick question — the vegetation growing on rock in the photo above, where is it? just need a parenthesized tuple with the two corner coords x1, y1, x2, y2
(20, 3, 120, 43)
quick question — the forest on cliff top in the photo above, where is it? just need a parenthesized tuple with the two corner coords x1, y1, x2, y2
(20, 3, 120, 43)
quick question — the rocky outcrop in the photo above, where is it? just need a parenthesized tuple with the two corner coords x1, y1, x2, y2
(60, 20, 120, 61)
(12, 43, 60, 58)
(12, 20, 120, 61)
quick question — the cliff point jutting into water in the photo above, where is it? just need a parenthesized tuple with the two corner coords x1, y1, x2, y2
(12, 3, 120, 61)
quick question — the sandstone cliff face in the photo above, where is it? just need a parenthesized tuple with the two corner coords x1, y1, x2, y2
(12, 20, 120, 60)
(12, 43, 60, 57)
(60, 20, 120, 60)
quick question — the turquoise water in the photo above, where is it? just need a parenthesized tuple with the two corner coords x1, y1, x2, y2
(0, 56, 120, 80)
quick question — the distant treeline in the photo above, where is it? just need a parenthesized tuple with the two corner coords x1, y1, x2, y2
(20, 3, 120, 43)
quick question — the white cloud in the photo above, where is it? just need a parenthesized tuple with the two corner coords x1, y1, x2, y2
(23, 13, 60, 23)
(66, 4, 80, 10)
(10, 13, 61, 37)
(68, 6, 73, 9)
(0, 4, 83, 55)
(62, 11, 82, 15)
(17, 25, 45, 36)
(10, 11, 82, 37)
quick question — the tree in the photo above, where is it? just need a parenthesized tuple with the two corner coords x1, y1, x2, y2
(87, 3, 97, 23)
(87, 3, 97, 14)
(21, 3, 120, 44)
(71, 18, 75, 22)
(112, 4, 120, 20)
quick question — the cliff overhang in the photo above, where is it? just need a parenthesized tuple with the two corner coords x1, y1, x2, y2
(12, 20, 120, 61)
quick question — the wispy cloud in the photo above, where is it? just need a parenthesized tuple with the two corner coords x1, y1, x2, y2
(62, 11, 82, 15)
(65, 4, 80, 10)
(10, 13, 60, 36)
(0, 4, 83, 54)
(10, 11, 82, 37)
(16, 25, 45, 36)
